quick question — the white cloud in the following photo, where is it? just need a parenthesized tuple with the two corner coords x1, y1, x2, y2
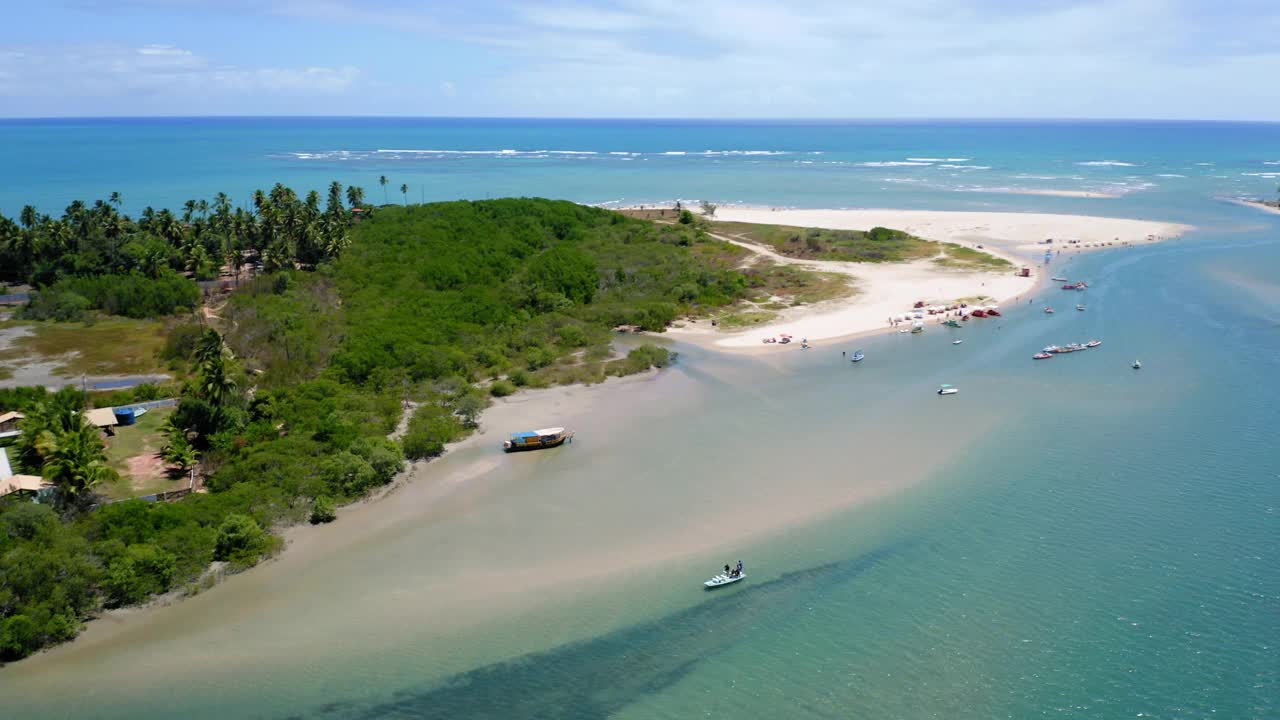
(0, 43, 360, 115)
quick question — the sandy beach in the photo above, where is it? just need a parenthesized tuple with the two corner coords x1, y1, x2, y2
(670, 207, 1190, 349)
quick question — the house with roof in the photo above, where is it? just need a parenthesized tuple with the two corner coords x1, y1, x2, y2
(0, 410, 23, 440)
(0, 447, 50, 501)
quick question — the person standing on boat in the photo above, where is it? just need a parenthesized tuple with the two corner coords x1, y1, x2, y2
(725, 564, 731, 576)
(736, 560, 744, 575)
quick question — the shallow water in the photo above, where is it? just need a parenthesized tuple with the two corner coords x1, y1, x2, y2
(1, 121, 1278, 718)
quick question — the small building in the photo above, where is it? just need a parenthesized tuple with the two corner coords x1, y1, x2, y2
(84, 407, 119, 435)
(0, 410, 23, 439)
(0, 447, 50, 500)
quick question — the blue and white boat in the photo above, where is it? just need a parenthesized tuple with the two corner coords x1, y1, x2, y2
(850, 350, 865, 362)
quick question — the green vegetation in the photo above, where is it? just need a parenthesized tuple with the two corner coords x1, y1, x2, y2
(933, 243, 1014, 270)
(0, 318, 170, 377)
(21, 272, 199, 322)
(0, 196, 829, 662)
(712, 222, 939, 261)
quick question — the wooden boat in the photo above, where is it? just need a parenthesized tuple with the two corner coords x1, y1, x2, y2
(503, 427, 573, 452)
(971, 309, 987, 318)
(986, 308, 1002, 317)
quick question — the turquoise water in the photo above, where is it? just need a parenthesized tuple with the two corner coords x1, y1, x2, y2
(1, 118, 1278, 221)
(0, 121, 1277, 718)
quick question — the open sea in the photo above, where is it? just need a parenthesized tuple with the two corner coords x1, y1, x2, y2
(0, 119, 1277, 719)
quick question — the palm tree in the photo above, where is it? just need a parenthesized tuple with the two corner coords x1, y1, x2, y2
(108, 191, 122, 210)
(379, 175, 389, 204)
(400, 184, 409, 206)
(346, 185, 365, 210)
(35, 420, 118, 498)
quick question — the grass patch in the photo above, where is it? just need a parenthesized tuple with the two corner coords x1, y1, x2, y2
(717, 311, 780, 328)
(933, 243, 1013, 270)
(749, 265, 857, 305)
(712, 221, 939, 262)
(0, 318, 169, 376)
(101, 406, 179, 501)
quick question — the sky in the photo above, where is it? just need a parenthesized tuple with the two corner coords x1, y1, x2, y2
(1, 0, 1278, 119)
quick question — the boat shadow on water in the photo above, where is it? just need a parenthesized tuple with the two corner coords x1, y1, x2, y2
(291, 541, 913, 720)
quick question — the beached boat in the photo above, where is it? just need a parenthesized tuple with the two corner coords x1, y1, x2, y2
(1086, 339, 1102, 348)
(850, 351, 865, 362)
(503, 427, 573, 452)
(937, 384, 958, 395)
(1033, 352, 1053, 360)
(705, 571, 745, 588)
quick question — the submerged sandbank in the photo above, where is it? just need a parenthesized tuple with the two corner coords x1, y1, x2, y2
(672, 207, 1189, 349)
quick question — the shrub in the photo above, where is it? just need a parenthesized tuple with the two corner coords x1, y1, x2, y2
(310, 496, 337, 524)
(489, 380, 517, 398)
(401, 404, 466, 460)
(213, 514, 268, 565)
(104, 544, 177, 606)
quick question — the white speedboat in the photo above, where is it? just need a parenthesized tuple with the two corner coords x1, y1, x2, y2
(1132, 360, 1142, 369)
(851, 351, 865, 362)
(937, 384, 958, 395)
(952, 339, 963, 345)
(705, 573, 745, 589)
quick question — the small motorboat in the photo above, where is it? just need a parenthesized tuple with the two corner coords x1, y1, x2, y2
(1033, 352, 1053, 360)
(1086, 339, 1102, 348)
(943, 320, 961, 328)
(779, 337, 791, 344)
(1043, 345, 1060, 353)
(704, 573, 745, 589)
(952, 340, 963, 345)
(504, 427, 574, 452)
(937, 384, 958, 395)
(1052, 276, 1069, 282)
(986, 308, 1002, 317)
(1076, 304, 1086, 311)
(1044, 307, 1055, 314)
(1132, 360, 1142, 369)
(851, 351, 865, 362)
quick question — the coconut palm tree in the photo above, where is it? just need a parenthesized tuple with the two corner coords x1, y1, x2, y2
(346, 185, 365, 211)
(379, 175, 389, 204)
(35, 420, 118, 498)
(400, 183, 409, 205)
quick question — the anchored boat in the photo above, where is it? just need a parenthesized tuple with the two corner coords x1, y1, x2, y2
(937, 384, 958, 395)
(850, 350, 865, 362)
(503, 427, 574, 452)
(1033, 352, 1053, 360)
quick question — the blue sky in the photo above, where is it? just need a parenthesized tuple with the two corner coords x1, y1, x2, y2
(2, 0, 1278, 119)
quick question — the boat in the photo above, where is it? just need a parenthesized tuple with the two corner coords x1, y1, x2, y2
(1033, 352, 1053, 360)
(911, 326, 923, 334)
(1086, 339, 1102, 348)
(971, 309, 987, 318)
(704, 572, 746, 589)
(1061, 284, 1076, 290)
(503, 427, 573, 452)
(1042, 345, 1060, 353)
(986, 308, 1002, 317)
(850, 351, 865, 362)
(943, 320, 961, 328)
(952, 340, 963, 345)
(1132, 360, 1142, 369)
(1051, 276, 1069, 282)
(937, 384, 958, 395)
(1044, 307, 1055, 314)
